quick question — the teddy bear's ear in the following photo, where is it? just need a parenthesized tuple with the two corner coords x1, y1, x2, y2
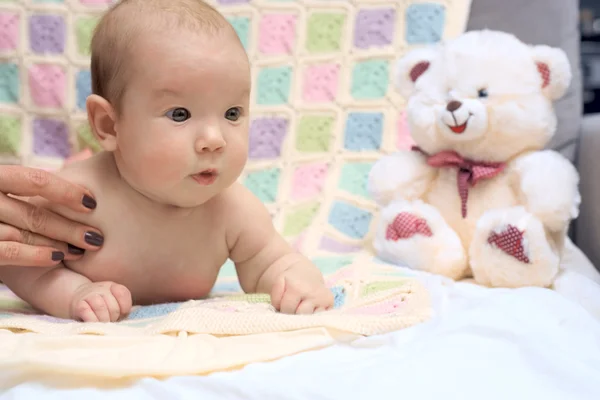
(530, 45, 572, 100)
(395, 47, 438, 99)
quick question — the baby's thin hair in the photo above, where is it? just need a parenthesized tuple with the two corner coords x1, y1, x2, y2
(90, 0, 230, 113)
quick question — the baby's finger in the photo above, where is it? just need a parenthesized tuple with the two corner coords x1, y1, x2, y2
(280, 292, 302, 314)
(296, 300, 316, 315)
(269, 276, 286, 310)
(101, 293, 121, 322)
(314, 307, 328, 313)
(85, 295, 110, 323)
(0, 166, 96, 212)
(73, 301, 99, 323)
(111, 284, 132, 319)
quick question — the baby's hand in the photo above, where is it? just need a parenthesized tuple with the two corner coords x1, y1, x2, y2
(70, 281, 132, 322)
(270, 270, 334, 314)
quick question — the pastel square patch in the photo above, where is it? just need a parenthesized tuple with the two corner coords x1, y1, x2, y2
(291, 162, 329, 201)
(306, 12, 346, 53)
(0, 114, 21, 155)
(249, 117, 288, 159)
(0, 63, 19, 103)
(256, 66, 292, 105)
(328, 201, 373, 239)
(33, 118, 71, 158)
(0, 12, 19, 51)
(296, 115, 334, 153)
(76, 69, 91, 110)
(227, 16, 251, 50)
(244, 168, 281, 203)
(283, 201, 320, 237)
(74, 16, 99, 56)
(76, 123, 102, 153)
(339, 162, 373, 198)
(344, 112, 383, 150)
(258, 13, 297, 55)
(354, 8, 395, 49)
(28, 64, 66, 108)
(351, 59, 389, 99)
(302, 63, 339, 103)
(29, 14, 66, 54)
(405, 3, 446, 44)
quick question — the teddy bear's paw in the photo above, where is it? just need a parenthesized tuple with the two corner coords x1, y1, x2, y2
(374, 200, 469, 280)
(470, 207, 559, 288)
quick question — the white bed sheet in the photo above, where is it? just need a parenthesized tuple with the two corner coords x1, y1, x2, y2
(2, 272, 599, 400)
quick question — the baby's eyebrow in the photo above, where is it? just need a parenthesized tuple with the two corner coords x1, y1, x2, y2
(152, 87, 181, 96)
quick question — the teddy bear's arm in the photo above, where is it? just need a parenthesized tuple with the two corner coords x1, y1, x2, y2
(512, 150, 580, 232)
(367, 151, 436, 206)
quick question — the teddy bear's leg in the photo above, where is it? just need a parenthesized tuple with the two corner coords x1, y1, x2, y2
(374, 200, 469, 280)
(470, 206, 559, 288)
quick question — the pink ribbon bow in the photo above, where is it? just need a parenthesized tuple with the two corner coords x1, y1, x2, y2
(412, 146, 506, 218)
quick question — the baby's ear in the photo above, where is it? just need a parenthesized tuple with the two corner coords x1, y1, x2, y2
(530, 45, 572, 100)
(395, 47, 438, 99)
(86, 94, 118, 152)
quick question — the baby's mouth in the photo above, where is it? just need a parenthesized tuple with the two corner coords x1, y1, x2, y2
(191, 169, 218, 185)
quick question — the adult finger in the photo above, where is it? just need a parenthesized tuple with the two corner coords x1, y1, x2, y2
(0, 165, 97, 212)
(0, 193, 103, 251)
(0, 241, 64, 267)
(0, 223, 85, 261)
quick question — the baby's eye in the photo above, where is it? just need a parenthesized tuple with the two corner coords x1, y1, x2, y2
(166, 108, 190, 122)
(224, 107, 242, 122)
(478, 88, 488, 98)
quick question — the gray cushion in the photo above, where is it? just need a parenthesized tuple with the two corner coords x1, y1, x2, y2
(466, 0, 583, 162)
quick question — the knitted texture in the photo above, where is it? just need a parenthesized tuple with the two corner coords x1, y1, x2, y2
(0, 257, 430, 336)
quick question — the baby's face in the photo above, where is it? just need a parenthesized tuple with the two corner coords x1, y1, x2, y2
(113, 28, 251, 208)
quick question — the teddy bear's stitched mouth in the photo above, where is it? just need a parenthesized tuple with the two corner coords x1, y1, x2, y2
(447, 115, 471, 134)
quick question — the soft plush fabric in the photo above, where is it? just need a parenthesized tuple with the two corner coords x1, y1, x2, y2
(466, 0, 582, 162)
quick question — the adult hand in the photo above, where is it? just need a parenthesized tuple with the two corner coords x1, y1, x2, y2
(0, 165, 103, 267)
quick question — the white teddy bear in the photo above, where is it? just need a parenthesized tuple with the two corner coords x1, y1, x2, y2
(368, 30, 580, 288)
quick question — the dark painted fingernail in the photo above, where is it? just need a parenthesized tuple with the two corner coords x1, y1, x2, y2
(67, 244, 85, 255)
(82, 195, 97, 210)
(84, 231, 104, 246)
(52, 251, 64, 261)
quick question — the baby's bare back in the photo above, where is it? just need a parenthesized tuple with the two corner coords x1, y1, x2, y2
(58, 153, 230, 304)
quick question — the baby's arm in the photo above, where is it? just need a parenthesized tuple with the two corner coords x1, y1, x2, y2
(0, 264, 89, 319)
(226, 185, 333, 314)
(0, 263, 131, 322)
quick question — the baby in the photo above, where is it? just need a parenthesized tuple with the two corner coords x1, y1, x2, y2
(0, 0, 333, 322)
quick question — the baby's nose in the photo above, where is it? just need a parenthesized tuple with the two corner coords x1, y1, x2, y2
(446, 100, 462, 112)
(196, 131, 225, 153)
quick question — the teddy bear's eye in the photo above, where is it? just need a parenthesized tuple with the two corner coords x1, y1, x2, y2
(478, 88, 488, 98)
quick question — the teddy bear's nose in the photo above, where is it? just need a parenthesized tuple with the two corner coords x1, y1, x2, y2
(446, 101, 462, 112)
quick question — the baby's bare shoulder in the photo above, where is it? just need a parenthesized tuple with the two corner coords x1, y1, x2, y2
(47, 153, 119, 225)
(58, 152, 114, 191)
(214, 182, 275, 248)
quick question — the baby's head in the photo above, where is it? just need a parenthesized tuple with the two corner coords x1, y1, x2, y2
(87, 0, 251, 208)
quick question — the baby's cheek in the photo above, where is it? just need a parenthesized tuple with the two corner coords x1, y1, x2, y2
(137, 139, 191, 182)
